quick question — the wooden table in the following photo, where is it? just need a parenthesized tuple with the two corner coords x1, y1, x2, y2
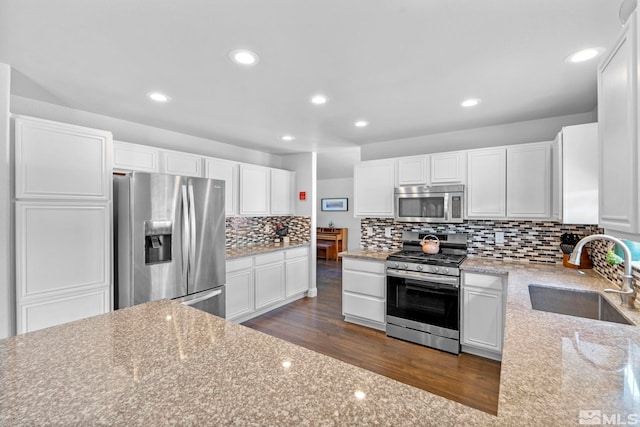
(317, 227, 348, 260)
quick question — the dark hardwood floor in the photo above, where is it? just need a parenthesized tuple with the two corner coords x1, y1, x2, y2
(242, 259, 502, 415)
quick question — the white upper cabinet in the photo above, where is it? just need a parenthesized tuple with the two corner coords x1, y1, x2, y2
(240, 164, 271, 215)
(430, 151, 466, 184)
(466, 148, 506, 218)
(553, 123, 599, 224)
(396, 155, 429, 186)
(598, 11, 640, 236)
(353, 159, 395, 217)
(205, 157, 239, 216)
(112, 141, 160, 173)
(271, 168, 295, 215)
(506, 142, 552, 218)
(160, 150, 203, 177)
(14, 116, 112, 200)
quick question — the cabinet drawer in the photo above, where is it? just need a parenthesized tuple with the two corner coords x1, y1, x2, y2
(255, 251, 285, 266)
(285, 246, 309, 259)
(343, 293, 385, 323)
(343, 258, 386, 274)
(343, 271, 385, 298)
(463, 272, 505, 291)
(226, 257, 253, 273)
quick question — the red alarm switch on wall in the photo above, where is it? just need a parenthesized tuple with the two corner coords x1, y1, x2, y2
(299, 191, 306, 201)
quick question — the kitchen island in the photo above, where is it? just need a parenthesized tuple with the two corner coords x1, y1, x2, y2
(2, 256, 640, 425)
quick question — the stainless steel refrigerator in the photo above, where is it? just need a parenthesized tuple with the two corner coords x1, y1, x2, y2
(114, 172, 226, 317)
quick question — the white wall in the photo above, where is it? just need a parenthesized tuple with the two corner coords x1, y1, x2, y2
(361, 111, 596, 160)
(282, 152, 317, 297)
(317, 178, 360, 250)
(0, 64, 13, 339)
(10, 95, 283, 168)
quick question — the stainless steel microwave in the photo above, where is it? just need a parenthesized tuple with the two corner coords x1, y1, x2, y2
(394, 185, 464, 223)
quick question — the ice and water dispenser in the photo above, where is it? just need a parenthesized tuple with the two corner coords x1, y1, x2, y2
(144, 220, 172, 264)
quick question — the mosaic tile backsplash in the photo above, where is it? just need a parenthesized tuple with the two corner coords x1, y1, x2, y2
(360, 218, 601, 264)
(225, 216, 311, 248)
(361, 218, 640, 281)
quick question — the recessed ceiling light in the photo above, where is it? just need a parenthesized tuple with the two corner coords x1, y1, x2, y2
(354, 120, 369, 128)
(147, 92, 171, 103)
(310, 94, 328, 105)
(461, 98, 481, 108)
(229, 49, 259, 66)
(281, 135, 295, 141)
(565, 47, 605, 63)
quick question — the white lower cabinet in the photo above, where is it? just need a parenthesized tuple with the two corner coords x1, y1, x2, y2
(255, 252, 286, 309)
(225, 257, 254, 321)
(461, 272, 507, 361)
(285, 247, 310, 297)
(225, 246, 310, 323)
(342, 258, 386, 330)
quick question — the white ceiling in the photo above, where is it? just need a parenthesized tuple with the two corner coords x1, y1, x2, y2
(0, 0, 625, 156)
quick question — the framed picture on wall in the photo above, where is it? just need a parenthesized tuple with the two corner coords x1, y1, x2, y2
(321, 198, 348, 211)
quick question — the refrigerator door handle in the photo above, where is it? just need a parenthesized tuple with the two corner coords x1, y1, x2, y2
(181, 184, 190, 285)
(180, 288, 222, 306)
(188, 184, 197, 284)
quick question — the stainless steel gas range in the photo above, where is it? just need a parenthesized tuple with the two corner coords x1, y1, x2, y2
(386, 231, 468, 354)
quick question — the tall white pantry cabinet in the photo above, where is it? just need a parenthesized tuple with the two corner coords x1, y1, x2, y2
(14, 116, 112, 334)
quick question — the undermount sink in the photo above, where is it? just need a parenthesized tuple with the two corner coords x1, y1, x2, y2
(528, 285, 633, 325)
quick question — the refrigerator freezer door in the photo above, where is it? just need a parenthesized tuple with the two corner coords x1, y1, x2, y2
(132, 173, 188, 303)
(186, 177, 226, 295)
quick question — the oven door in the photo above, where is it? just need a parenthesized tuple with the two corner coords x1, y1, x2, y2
(386, 270, 459, 332)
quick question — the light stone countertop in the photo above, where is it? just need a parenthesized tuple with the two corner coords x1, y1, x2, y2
(2, 255, 640, 425)
(226, 241, 310, 260)
(0, 299, 495, 426)
(339, 248, 397, 261)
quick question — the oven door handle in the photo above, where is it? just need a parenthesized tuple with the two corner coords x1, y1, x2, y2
(386, 269, 459, 287)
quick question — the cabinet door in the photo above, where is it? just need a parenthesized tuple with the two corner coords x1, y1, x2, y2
(467, 148, 506, 218)
(113, 141, 160, 173)
(430, 151, 466, 184)
(396, 156, 428, 185)
(254, 263, 285, 309)
(353, 159, 395, 217)
(225, 269, 254, 321)
(561, 124, 599, 224)
(240, 164, 271, 215)
(343, 293, 385, 323)
(461, 286, 503, 353)
(598, 14, 638, 233)
(285, 257, 309, 297)
(14, 116, 112, 200)
(161, 150, 203, 177)
(16, 202, 110, 300)
(271, 169, 294, 215)
(206, 158, 239, 216)
(506, 143, 551, 218)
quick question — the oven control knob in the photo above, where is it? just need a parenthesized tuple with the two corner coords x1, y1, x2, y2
(443, 268, 450, 274)
(417, 265, 423, 271)
(394, 262, 399, 268)
(402, 263, 409, 269)
(432, 267, 439, 273)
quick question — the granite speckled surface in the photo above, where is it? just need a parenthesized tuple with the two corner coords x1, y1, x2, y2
(2, 253, 640, 425)
(0, 300, 494, 426)
(339, 248, 397, 261)
(226, 241, 310, 259)
(463, 257, 640, 425)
